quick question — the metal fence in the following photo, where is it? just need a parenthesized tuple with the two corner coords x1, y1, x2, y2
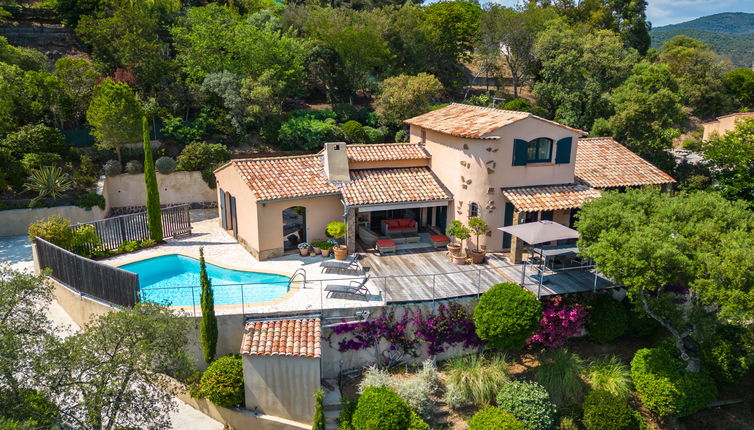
(72, 205, 192, 252)
(35, 238, 140, 307)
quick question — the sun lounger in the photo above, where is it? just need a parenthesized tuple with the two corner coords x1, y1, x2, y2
(325, 276, 370, 301)
(320, 254, 362, 274)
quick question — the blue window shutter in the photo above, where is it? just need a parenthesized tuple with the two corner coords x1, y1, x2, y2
(513, 139, 528, 166)
(555, 137, 572, 164)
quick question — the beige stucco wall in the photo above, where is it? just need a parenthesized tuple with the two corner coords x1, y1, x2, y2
(186, 313, 247, 371)
(243, 355, 320, 423)
(702, 113, 754, 140)
(49, 278, 118, 327)
(104, 171, 216, 208)
(0, 205, 107, 237)
(411, 117, 581, 251)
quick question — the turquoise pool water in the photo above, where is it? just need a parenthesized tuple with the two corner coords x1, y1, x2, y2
(120, 254, 290, 307)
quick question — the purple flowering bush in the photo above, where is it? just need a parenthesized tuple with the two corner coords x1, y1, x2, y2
(330, 308, 418, 359)
(527, 296, 589, 348)
(412, 302, 483, 355)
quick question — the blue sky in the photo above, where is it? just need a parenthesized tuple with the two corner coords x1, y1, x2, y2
(483, 0, 754, 27)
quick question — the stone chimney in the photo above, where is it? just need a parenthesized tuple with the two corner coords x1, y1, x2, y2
(323, 142, 350, 182)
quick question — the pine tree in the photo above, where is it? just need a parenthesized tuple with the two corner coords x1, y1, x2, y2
(199, 247, 218, 364)
(312, 390, 325, 430)
(143, 116, 163, 242)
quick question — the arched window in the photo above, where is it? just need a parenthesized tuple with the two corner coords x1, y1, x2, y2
(527, 137, 553, 163)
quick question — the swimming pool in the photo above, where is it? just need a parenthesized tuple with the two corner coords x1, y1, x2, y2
(119, 254, 291, 307)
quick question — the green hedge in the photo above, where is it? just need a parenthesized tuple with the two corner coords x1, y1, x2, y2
(587, 294, 628, 343)
(197, 354, 244, 407)
(468, 406, 525, 430)
(496, 381, 556, 430)
(351, 387, 411, 430)
(474, 283, 542, 350)
(630, 340, 717, 417)
(582, 390, 641, 430)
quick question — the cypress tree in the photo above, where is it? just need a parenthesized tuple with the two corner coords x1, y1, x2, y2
(312, 390, 325, 430)
(143, 116, 163, 242)
(199, 247, 218, 364)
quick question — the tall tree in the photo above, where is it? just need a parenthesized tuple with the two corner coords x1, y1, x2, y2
(658, 35, 732, 118)
(600, 62, 685, 171)
(374, 73, 443, 126)
(478, 5, 556, 98)
(723, 68, 754, 109)
(700, 117, 754, 208)
(576, 188, 754, 372)
(534, 22, 637, 131)
(199, 247, 217, 364)
(86, 79, 142, 162)
(143, 116, 162, 242)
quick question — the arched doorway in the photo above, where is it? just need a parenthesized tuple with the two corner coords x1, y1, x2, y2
(283, 206, 306, 251)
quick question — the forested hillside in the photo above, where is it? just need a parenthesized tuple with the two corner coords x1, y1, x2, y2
(651, 13, 754, 67)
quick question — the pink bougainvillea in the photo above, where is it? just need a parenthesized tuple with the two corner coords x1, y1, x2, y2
(527, 296, 589, 347)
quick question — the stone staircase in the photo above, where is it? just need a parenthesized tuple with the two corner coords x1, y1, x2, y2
(322, 379, 342, 430)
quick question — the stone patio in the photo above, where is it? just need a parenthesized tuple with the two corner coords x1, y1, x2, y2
(102, 210, 382, 315)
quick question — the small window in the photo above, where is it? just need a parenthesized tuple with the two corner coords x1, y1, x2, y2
(527, 138, 553, 163)
(469, 202, 479, 217)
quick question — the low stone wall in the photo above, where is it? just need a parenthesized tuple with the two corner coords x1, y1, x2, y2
(103, 171, 216, 211)
(0, 205, 107, 237)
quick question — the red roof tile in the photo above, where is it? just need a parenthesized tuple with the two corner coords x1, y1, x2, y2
(575, 137, 676, 189)
(502, 184, 601, 212)
(231, 155, 338, 201)
(240, 318, 321, 358)
(345, 143, 430, 162)
(405, 103, 586, 138)
(341, 167, 452, 206)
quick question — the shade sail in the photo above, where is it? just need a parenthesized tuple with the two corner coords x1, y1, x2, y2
(498, 220, 579, 245)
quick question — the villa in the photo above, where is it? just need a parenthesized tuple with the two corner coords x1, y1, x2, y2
(701, 111, 754, 140)
(214, 103, 675, 263)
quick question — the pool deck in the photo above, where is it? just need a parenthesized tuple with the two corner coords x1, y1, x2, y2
(102, 210, 380, 315)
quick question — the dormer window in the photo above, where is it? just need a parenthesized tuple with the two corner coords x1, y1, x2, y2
(527, 138, 553, 163)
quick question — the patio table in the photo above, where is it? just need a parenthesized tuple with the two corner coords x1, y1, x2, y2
(532, 245, 579, 270)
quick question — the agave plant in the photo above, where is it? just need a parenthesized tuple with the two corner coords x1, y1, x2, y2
(24, 166, 74, 206)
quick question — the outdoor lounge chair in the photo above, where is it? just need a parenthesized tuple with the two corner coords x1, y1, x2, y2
(325, 276, 370, 300)
(321, 254, 362, 274)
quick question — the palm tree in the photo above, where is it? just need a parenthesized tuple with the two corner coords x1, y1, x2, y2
(24, 166, 74, 207)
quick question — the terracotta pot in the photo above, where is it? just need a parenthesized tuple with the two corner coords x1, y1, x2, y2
(321, 249, 331, 258)
(313, 247, 322, 255)
(299, 248, 308, 256)
(333, 245, 348, 261)
(447, 243, 462, 256)
(470, 249, 486, 264)
(452, 253, 467, 265)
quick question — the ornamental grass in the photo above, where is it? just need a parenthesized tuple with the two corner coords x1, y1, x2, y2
(443, 353, 510, 409)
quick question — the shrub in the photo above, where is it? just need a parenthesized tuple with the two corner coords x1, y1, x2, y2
(700, 324, 752, 385)
(160, 113, 213, 145)
(351, 387, 410, 430)
(0, 123, 68, 157)
(259, 113, 287, 146)
(502, 98, 532, 112)
(358, 366, 391, 393)
(468, 407, 525, 430)
(395, 129, 408, 142)
(69, 225, 101, 257)
(28, 215, 72, 244)
(21, 152, 61, 170)
(342, 120, 366, 143)
(155, 156, 177, 174)
(73, 192, 106, 210)
(587, 294, 628, 343)
(103, 159, 122, 176)
(527, 296, 589, 347)
(586, 355, 632, 399)
(338, 397, 356, 430)
(363, 126, 385, 144)
(0, 147, 25, 191)
(496, 381, 557, 430)
(534, 348, 585, 406)
(326, 221, 347, 240)
(313, 390, 325, 430)
(408, 411, 429, 430)
(625, 301, 660, 338)
(197, 354, 244, 407)
(393, 360, 437, 420)
(630, 341, 717, 417)
(443, 353, 509, 408)
(278, 116, 343, 151)
(124, 160, 143, 174)
(412, 301, 482, 355)
(474, 283, 542, 350)
(582, 390, 640, 430)
(176, 141, 230, 172)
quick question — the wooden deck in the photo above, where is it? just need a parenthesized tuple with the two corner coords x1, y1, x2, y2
(358, 246, 616, 302)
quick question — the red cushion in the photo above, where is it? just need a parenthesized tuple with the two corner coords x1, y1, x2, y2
(385, 220, 399, 228)
(431, 234, 449, 242)
(398, 218, 412, 227)
(376, 239, 395, 247)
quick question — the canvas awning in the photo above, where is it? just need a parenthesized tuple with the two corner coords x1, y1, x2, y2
(498, 220, 579, 245)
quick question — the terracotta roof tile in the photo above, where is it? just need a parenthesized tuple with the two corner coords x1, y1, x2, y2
(341, 167, 452, 206)
(502, 184, 601, 212)
(404, 103, 586, 138)
(575, 137, 676, 189)
(345, 143, 430, 162)
(240, 318, 321, 358)
(231, 155, 338, 201)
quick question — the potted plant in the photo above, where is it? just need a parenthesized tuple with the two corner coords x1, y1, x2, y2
(311, 239, 324, 255)
(319, 241, 333, 258)
(445, 220, 465, 257)
(327, 221, 348, 260)
(468, 217, 489, 264)
(297, 242, 309, 257)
